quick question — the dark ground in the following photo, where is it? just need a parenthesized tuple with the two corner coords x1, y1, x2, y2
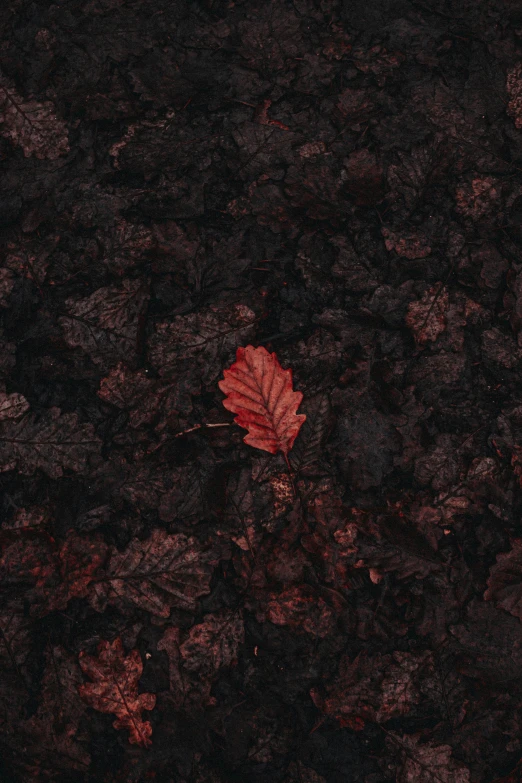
(2, 0, 522, 781)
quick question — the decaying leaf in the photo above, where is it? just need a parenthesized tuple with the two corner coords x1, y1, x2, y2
(393, 733, 470, 783)
(180, 610, 244, 676)
(219, 344, 306, 455)
(0, 73, 69, 159)
(310, 651, 431, 727)
(0, 407, 102, 478)
(149, 303, 257, 384)
(59, 278, 149, 370)
(263, 585, 336, 638)
(78, 637, 156, 747)
(0, 391, 30, 421)
(89, 528, 219, 617)
(0, 598, 32, 701)
(405, 286, 449, 347)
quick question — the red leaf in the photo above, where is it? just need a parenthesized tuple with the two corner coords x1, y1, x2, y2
(78, 637, 156, 747)
(218, 345, 306, 455)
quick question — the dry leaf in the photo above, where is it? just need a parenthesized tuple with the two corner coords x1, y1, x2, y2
(89, 529, 219, 618)
(0, 74, 69, 159)
(405, 286, 449, 347)
(0, 407, 102, 478)
(219, 344, 306, 455)
(78, 637, 156, 747)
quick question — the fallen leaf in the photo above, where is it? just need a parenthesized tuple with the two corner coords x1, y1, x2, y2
(0, 74, 69, 159)
(263, 585, 335, 638)
(180, 610, 244, 676)
(219, 345, 306, 455)
(405, 286, 449, 347)
(0, 407, 102, 478)
(89, 528, 219, 618)
(59, 278, 149, 370)
(0, 391, 30, 421)
(393, 733, 470, 783)
(78, 637, 156, 747)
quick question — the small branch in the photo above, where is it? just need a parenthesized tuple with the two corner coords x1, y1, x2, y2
(173, 423, 232, 438)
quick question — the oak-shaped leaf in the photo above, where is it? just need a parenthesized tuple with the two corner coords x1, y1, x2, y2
(89, 529, 220, 618)
(59, 278, 149, 370)
(219, 345, 306, 455)
(78, 637, 156, 747)
(450, 598, 522, 681)
(507, 63, 522, 130)
(0, 74, 70, 159)
(35, 531, 109, 616)
(0, 407, 102, 478)
(484, 539, 522, 620)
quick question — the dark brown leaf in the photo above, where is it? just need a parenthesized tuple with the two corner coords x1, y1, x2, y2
(0, 407, 102, 478)
(89, 529, 220, 618)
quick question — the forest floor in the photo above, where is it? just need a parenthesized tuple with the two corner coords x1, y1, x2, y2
(2, 1, 522, 782)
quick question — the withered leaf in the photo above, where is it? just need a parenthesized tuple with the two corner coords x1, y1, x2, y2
(506, 63, 522, 130)
(284, 761, 326, 783)
(0, 407, 102, 478)
(219, 344, 306, 455)
(180, 609, 244, 677)
(89, 528, 219, 618)
(0, 74, 69, 159)
(78, 637, 156, 747)
(149, 303, 257, 385)
(59, 278, 149, 370)
(289, 392, 331, 472)
(405, 286, 449, 347)
(157, 626, 213, 711)
(393, 733, 470, 783)
(33, 531, 108, 616)
(310, 651, 431, 726)
(0, 391, 30, 421)
(0, 269, 15, 308)
(262, 585, 336, 638)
